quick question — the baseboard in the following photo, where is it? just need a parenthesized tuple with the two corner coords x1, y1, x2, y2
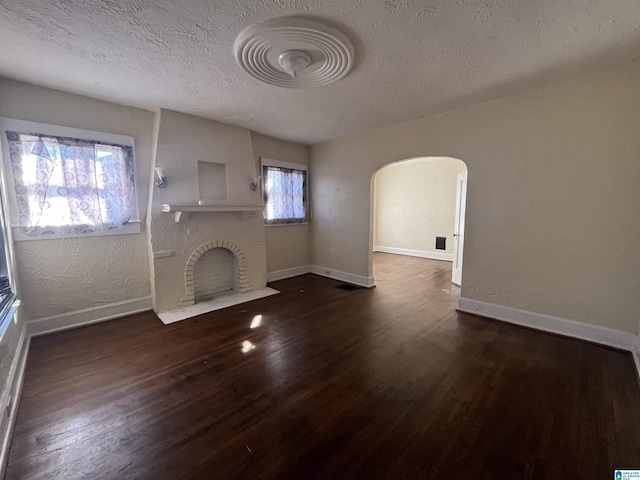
(309, 265, 375, 288)
(457, 297, 637, 352)
(267, 265, 312, 282)
(373, 245, 453, 262)
(267, 264, 375, 288)
(0, 322, 29, 479)
(27, 296, 153, 337)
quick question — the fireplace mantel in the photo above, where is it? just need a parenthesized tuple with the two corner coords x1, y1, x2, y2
(161, 204, 264, 222)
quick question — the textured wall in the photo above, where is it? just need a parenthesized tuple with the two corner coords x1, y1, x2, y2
(250, 132, 311, 273)
(374, 158, 467, 255)
(311, 61, 640, 334)
(149, 110, 267, 313)
(15, 236, 150, 319)
(0, 78, 153, 320)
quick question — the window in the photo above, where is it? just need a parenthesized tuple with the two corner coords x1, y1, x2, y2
(0, 183, 16, 334)
(0, 119, 139, 240)
(261, 158, 309, 225)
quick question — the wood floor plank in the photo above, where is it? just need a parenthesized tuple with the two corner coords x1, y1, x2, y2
(4, 253, 640, 479)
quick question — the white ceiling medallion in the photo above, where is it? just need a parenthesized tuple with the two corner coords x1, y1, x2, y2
(234, 17, 355, 88)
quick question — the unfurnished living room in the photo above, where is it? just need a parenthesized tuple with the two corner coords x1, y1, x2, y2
(0, 1, 639, 479)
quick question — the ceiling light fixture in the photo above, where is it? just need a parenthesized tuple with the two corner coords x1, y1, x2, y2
(234, 17, 355, 88)
(278, 50, 312, 78)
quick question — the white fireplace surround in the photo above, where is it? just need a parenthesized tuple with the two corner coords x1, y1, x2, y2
(181, 240, 252, 306)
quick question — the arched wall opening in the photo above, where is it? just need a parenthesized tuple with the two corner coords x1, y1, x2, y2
(368, 156, 468, 283)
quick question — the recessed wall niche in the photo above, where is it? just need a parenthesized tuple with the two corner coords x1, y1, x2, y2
(198, 161, 227, 201)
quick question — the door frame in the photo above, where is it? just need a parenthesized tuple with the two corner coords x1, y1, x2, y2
(452, 171, 468, 286)
(368, 156, 469, 284)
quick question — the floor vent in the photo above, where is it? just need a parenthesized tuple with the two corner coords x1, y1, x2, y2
(336, 284, 362, 291)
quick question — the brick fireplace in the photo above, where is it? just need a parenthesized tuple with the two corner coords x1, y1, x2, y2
(181, 240, 252, 306)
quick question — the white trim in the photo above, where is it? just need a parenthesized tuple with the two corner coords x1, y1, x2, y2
(0, 322, 29, 479)
(265, 263, 375, 288)
(0, 116, 141, 241)
(0, 117, 134, 146)
(267, 265, 312, 282)
(310, 265, 375, 288)
(457, 298, 637, 351)
(260, 157, 309, 172)
(11, 221, 141, 242)
(27, 296, 152, 337)
(381, 156, 464, 168)
(373, 245, 453, 262)
(265, 222, 309, 227)
(260, 157, 309, 225)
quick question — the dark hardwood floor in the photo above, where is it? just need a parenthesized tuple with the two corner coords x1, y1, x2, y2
(5, 253, 640, 479)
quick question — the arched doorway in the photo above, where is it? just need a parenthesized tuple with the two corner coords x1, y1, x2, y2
(369, 156, 468, 286)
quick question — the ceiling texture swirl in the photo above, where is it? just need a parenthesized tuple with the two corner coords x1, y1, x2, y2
(0, 0, 639, 144)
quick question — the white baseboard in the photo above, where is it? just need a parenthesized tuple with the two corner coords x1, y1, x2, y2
(266, 264, 375, 288)
(27, 296, 153, 337)
(310, 265, 375, 288)
(0, 322, 29, 479)
(267, 265, 311, 282)
(457, 297, 637, 352)
(373, 245, 453, 262)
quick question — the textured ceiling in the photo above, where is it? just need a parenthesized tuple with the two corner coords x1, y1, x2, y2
(0, 0, 639, 144)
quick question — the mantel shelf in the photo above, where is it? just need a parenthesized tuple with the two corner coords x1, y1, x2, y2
(161, 204, 263, 222)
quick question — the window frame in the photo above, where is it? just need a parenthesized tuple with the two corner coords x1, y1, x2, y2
(260, 157, 309, 226)
(0, 117, 141, 241)
(0, 177, 18, 337)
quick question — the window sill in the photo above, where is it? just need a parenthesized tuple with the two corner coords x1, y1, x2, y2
(0, 297, 20, 340)
(11, 221, 142, 242)
(265, 222, 309, 227)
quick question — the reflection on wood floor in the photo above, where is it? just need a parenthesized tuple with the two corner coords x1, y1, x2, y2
(5, 253, 640, 479)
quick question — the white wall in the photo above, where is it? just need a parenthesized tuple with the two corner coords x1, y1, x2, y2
(0, 79, 155, 459)
(149, 109, 267, 313)
(374, 157, 466, 256)
(0, 78, 153, 321)
(311, 61, 640, 335)
(250, 132, 311, 273)
(0, 80, 313, 320)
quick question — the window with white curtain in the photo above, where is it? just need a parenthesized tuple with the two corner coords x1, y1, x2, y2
(261, 158, 309, 225)
(0, 118, 139, 240)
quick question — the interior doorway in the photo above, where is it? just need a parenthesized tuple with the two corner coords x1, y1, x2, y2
(370, 156, 468, 286)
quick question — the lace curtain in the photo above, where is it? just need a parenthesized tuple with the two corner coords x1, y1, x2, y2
(5, 131, 135, 236)
(262, 165, 308, 224)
